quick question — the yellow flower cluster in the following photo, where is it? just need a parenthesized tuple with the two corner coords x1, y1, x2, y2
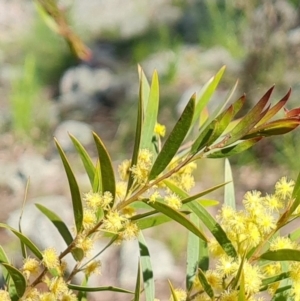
(168, 157, 197, 192)
(130, 149, 153, 184)
(177, 177, 300, 301)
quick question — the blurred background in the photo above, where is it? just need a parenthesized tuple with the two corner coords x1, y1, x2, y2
(1, 0, 300, 299)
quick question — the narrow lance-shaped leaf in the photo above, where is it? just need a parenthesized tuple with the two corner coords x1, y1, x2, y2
(1, 263, 26, 298)
(191, 119, 219, 154)
(191, 66, 226, 130)
(207, 137, 262, 159)
(133, 261, 142, 301)
(225, 86, 274, 145)
(93, 133, 116, 201)
(186, 213, 201, 291)
(93, 160, 102, 193)
(168, 280, 179, 301)
(289, 170, 300, 215)
(55, 139, 83, 233)
(69, 134, 96, 187)
(243, 119, 300, 139)
(138, 65, 150, 113)
(256, 88, 291, 127)
(198, 268, 214, 299)
(149, 95, 195, 180)
(238, 272, 246, 301)
(68, 284, 133, 294)
(138, 232, 155, 301)
(35, 204, 78, 260)
(224, 159, 236, 209)
(140, 70, 159, 151)
(0, 223, 43, 260)
(146, 201, 208, 242)
(260, 249, 300, 261)
(186, 203, 237, 257)
(127, 74, 143, 193)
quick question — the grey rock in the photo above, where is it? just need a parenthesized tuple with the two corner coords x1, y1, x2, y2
(119, 238, 178, 287)
(54, 120, 93, 151)
(71, 0, 181, 40)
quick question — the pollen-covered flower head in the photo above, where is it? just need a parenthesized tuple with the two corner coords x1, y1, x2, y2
(169, 288, 187, 301)
(118, 159, 131, 181)
(154, 122, 166, 137)
(83, 209, 97, 230)
(85, 260, 101, 277)
(83, 191, 113, 210)
(130, 149, 153, 184)
(275, 177, 295, 200)
(102, 211, 128, 233)
(42, 247, 60, 269)
(165, 193, 182, 210)
(0, 290, 11, 301)
(75, 235, 94, 255)
(22, 257, 40, 279)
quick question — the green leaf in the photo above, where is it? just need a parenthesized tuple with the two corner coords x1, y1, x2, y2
(140, 70, 159, 151)
(138, 65, 150, 113)
(69, 134, 96, 187)
(0, 223, 43, 259)
(238, 272, 246, 301)
(260, 249, 300, 261)
(1, 263, 26, 297)
(163, 179, 227, 204)
(289, 170, 300, 215)
(68, 283, 133, 293)
(198, 268, 214, 299)
(93, 132, 116, 200)
(134, 261, 142, 301)
(127, 71, 144, 193)
(224, 159, 236, 209)
(186, 203, 237, 257)
(289, 227, 300, 241)
(225, 86, 274, 145)
(34, 203, 82, 261)
(186, 213, 208, 291)
(261, 272, 290, 288)
(92, 160, 102, 193)
(0, 246, 9, 280)
(55, 139, 83, 233)
(35, 204, 73, 245)
(138, 232, 155, 301)
(136, 214, 172, 230)
(191, 119, 219, 154)
(168, 280, 179, 301)
(191, 66, 226, 130)
(149, 95, 195, 180)
(146, 201, 208, 242)
(207, 138, 262, 158)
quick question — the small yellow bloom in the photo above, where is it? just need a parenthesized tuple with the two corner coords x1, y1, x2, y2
(130, 149, 153, 184)
(205, 269, 222, 290)
(75, 235, 94, 255)
(154, 122, 166, 137)
(269, 236, 296, 251)
(169, 288, 187, 301)
(165, 193, 182, 210)
(119, 221, 139, 241)
(121, 206, 136, 217)
(290, 281, 300, 301)
(102, 211, 127, 232)
(20, 288, 40, 300)
(45, 276, 68, 297)
(83, 191, 102, 209)
(264, 194, 283, 211)
(61, 292, 78, 301)
(275, 177, 295, 200)
(289, 262, 300, 282)
(219, 289, 238, 301)
(83, 209, 97, 230)
(40, 292, 56, 301)
(42, 247, 59, 269)
(118, 159, 131, 181)
(216, 255, 238, 277)
(116, 181, 127, 201)
(22, 257, 40, 278)
(85, 260, 101, 277)
(0, 290, 11, 301)
(243, 261, 263, 294)
(149, 190, 161, 203)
